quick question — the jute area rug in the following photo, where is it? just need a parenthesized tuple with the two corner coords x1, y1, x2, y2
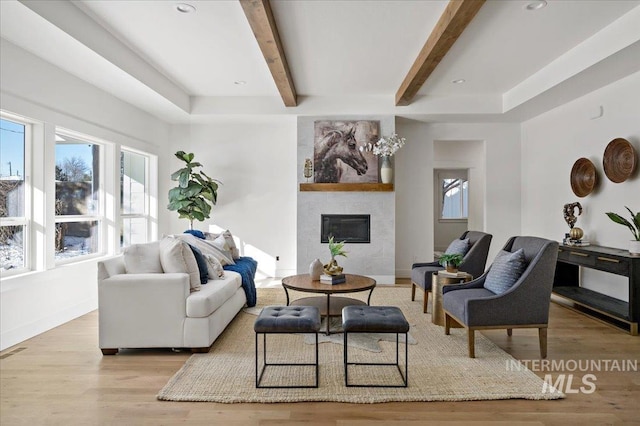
(157, 287, 564, 403)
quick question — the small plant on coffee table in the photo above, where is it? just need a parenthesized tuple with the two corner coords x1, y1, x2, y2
(439, 253, 464, 273)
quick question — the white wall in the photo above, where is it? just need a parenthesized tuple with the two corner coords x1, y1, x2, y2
(395, 119, 521, 277)
(521, 71, 640, 301)
(167, 118, 298, 278)
(0, 39, 170, 350)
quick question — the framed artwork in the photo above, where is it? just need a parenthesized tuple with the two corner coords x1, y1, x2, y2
(313, 120, 379, 183)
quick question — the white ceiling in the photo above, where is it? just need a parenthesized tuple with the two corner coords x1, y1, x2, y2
(1, 0, 639, 123)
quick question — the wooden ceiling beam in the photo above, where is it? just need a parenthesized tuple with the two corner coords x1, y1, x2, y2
(395, 0, 485, 106)
(239, 0, 297, 107)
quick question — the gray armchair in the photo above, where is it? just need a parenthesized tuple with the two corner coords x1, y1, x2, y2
(411, 231, 492, 313)
(442, 236, 558, 358)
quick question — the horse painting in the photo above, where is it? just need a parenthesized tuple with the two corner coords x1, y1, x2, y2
(313, 127, 369, 183)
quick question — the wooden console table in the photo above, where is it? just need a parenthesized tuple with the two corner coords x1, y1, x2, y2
(552, 244, 639, 335)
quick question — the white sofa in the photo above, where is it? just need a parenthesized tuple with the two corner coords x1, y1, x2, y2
(97, 254, 247, 355)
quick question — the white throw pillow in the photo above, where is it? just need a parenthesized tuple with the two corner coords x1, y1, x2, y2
(206, 230, 240, 259)
(122, 241, 162, 274)
(176, 233, 235, 266)
(159, 236, 201, 292)
(204, 254, 225, 279)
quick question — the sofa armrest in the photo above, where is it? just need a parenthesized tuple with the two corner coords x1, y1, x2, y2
(98, 273, 190, 349)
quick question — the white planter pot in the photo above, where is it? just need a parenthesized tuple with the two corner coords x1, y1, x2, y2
(630, 240, 640, 256)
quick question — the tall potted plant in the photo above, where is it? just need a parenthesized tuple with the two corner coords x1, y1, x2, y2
(606, 206, 640, 255)
(168, 151, 220, 230)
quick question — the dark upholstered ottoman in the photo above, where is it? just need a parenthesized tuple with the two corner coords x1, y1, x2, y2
(342, 305, 409, 387)
(254, 305, 321, 388)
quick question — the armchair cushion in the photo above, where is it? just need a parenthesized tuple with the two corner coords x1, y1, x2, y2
(483, 248, 526, 294)
(445, 238, 470, 256)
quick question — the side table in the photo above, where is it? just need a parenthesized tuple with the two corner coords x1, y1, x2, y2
(431, 271, 473, 326)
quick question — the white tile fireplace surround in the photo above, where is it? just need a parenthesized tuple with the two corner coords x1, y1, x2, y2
(296, 116, 396, 284)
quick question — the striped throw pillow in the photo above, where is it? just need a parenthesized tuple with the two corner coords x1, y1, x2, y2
(484, 248, 526, 294)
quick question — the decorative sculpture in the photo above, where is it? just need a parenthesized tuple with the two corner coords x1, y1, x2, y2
(563, 202, 585, 243)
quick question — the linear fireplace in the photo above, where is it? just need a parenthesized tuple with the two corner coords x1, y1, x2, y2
(321, 214, 370, 244)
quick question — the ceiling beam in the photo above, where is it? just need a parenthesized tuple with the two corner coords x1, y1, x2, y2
(239, 0, 297, 107)
(395, 0, 485, 106)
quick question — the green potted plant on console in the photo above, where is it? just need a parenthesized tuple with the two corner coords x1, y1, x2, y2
(606, 206, 640, 255)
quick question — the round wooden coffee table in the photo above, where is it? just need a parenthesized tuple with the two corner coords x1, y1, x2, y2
(281, 274, 376, 335)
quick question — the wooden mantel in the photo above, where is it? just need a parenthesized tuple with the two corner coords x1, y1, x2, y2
(299, 183, 393, 192)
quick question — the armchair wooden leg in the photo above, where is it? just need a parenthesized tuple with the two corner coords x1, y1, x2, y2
(423, 290, 429, 313)
(101, 348, 118, 355)
(444, 313, 451, 335)
(411, 283, 416, 301)
(191, 346, 211, 354)
(467, 329, 475, 358)
(539, 327, 548, 359)
(507, 328, 512, 336)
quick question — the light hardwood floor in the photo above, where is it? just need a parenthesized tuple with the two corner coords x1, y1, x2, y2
(1, 284, 639, 425)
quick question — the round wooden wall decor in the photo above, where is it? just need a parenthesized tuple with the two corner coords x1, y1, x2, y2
(570, 157, 597, 197)
(603, 138, 637, 183)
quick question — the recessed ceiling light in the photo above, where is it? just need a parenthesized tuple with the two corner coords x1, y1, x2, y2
(234, 80, 247, 85)
(525, 1, 547, 11)
(175, 3, 196, 13)
(452, 79, 466, 84)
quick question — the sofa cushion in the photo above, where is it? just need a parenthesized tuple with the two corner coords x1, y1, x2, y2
(206, 230, 240, 260)
(187, 244, 209, 284)
(186, 271, 243, 318)
(484, 248, 526, 295)
(175, 233, 235, 266)
(159, 236, 201, 292)
(122, 241, 162, 274)
(204, 254, 225, 279)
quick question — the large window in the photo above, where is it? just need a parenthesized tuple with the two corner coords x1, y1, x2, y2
(0, 117, 29, 273)
(439, 170, 468, 220)
(120, 149, 149, 247)
(55, 132, 102, 261)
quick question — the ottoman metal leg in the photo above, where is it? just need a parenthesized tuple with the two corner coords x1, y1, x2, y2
(344, 331, 408, 387)
(254, 305, 321, 388)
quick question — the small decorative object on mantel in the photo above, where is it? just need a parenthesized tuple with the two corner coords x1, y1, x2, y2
(603, 138, 637, 183)
(323, 236, 347, 276)
(562, 202, 589, 246)
(303, 158, 313, 182)
(360, 133, 406, 184)
(439, 253, 463, 273)
(309, 258, 323, 280)
(605, 206, 640, 255)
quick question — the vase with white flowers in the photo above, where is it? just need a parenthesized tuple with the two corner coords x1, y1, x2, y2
(360, 133, 406, 184)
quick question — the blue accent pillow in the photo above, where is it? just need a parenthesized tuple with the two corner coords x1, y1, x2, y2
(184, 229, 206, 239)
(187, 243, 209, 284)
(484, 248, 526, 295)
(445, 238, 470, 256)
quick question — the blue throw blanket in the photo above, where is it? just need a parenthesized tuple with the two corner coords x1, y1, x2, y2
(224, 257, 258, 307)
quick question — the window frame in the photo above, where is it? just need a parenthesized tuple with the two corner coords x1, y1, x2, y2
(0, 113, 32, 275)
(54, 128, 106, 264)
(120, 147, 151, 248)
(437, 170, 469, 223)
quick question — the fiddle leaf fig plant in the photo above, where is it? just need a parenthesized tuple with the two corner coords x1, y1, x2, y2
(168, 151, 220, 229)
(606, 206, 640, 241)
